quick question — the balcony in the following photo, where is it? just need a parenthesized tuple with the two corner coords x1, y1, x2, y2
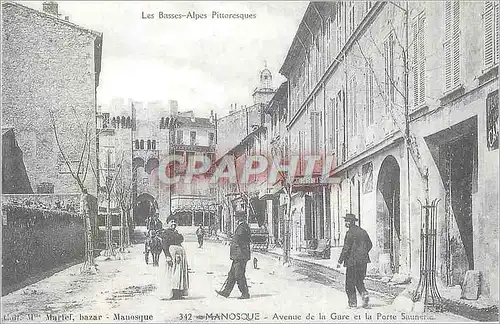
(171, 143, 215, 153)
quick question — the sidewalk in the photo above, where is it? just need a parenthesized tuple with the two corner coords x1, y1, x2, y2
(263, 247, 498, 322)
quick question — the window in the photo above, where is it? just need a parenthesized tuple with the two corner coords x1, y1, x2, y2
(413, 12, 426, 107)
(336, 2, 344, 51)
(311, 111, 321, 155)
(334, 96, 340, 159)
(365, 58, 374, 125)
(444, 0, 461, 91)
(338, 89, 345, 163)
(209, 132, 215, 146)
(134, 140, 139, 149)
(349, 76, 357, 136)
(298, 131, 305, 174)
(315, 34, 321, 77)
(327, 98, 336, 152)
(325, 17, 332, 64)
(152, 140, 156, 150)
(147, 140, 151, 149)
(484, 1, 499, 68)
(190, 131, 197, 146)
(140, 140, 144, 149)
(348, 2, 356, 35)
(176, 130, 183, 144)
(384, 33, 395, 111)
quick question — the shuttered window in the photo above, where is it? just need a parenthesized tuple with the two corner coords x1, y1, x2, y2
(341, 89, 347, 162)
(311, 111, 321, 155)
(365, 58, 374, 125)
(336, 2, 344, 51)
(327, 98, 336, 153)
(444, 1, 461, 91)
(384, 34, 395, 112)
(413, 12, 426, 107)
(348, 76, 357, 136)
(484, 1, 499, 68)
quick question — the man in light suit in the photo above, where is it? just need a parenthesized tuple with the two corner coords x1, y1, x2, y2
(337, 213, 373, 308)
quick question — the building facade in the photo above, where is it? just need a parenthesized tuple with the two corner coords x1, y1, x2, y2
(98, 99, 217, 226)
(278, 1, 498, 301)
(216, 67, 276, 235)
(2, 1, 103, 197)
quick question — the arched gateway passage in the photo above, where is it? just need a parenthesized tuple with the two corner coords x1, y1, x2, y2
(134, 193, 158, 226)
(376, 155, 401, 275)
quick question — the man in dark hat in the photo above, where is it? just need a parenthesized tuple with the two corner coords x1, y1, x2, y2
(337, 213, 372, 308)
(196, 224, 205, 248)
(216, 211, 251, 299)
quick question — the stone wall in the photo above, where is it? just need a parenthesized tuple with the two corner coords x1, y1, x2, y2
(1, 3, 101, 196)
(2, 204, 85, 290)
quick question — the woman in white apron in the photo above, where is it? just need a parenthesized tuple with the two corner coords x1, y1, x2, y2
(157, 219, 189, 300)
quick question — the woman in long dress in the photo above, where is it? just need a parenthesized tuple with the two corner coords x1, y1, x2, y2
(158, 219, 189, 300)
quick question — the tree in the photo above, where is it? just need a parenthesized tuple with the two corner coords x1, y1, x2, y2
(270, 136, 294, 265)
(100, 151, 125, 257)
(49, 109, 97, 273)
(114, 164, 133, 252)
(352, 1, 430, 272)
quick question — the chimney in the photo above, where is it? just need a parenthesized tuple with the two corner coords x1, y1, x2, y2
(42, 2, 59, 16)
(209, 110, 214, 124)
(64, 16, 69, 21)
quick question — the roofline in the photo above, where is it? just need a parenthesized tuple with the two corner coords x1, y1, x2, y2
(2, 1, 103, 38)
(279, 2, 314, 77)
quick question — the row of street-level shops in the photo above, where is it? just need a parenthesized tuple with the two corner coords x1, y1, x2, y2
(252, 94, 498, 303)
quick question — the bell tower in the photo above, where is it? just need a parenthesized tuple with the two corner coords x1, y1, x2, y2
(252, 61, 275, 105)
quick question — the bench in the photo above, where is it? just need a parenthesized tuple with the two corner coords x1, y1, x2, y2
(306, 238, 331, 259)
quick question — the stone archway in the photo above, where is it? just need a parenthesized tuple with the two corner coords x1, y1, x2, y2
(134, 193, 158, 226)
(376, 155, 401, 275)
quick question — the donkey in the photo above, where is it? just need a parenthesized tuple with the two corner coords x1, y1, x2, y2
(147, 230, 163, 267)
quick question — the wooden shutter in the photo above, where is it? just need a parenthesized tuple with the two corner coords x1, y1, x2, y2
(496, 2, 500, 64)
(444, 1, 453, 90)
(419, 14, 426, 104)
(311, 111, 321, 155)
(413, 13, 426, 107)
(484, 1, 499, 67)
(452, 1, 461, 86)
(365, 59, 374, 125)
(351, 77, 357, 135)
(484, 1, 495, 67)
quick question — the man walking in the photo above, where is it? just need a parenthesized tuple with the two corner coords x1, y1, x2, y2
(196, 224, 205, 248)
(216, 211, 251, 299)
(337, 213, 372, 308)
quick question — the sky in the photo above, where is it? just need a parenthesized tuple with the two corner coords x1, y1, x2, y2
(21, 1, 308, 118)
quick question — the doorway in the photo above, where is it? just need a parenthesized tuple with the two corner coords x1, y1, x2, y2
(376, 155, 401, 274)
(426, 116, 477, 287)
(440, 133, 475, 286)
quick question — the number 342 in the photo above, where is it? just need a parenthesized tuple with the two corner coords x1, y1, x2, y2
(179, 313, 192, 320)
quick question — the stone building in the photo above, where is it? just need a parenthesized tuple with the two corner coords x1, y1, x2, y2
(98, 99, 217, 226)
(277, 1, 499, 301)
(215, 66, 276, 235)
(169, 110, 217, 227)
(2, 1, 103, 197)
